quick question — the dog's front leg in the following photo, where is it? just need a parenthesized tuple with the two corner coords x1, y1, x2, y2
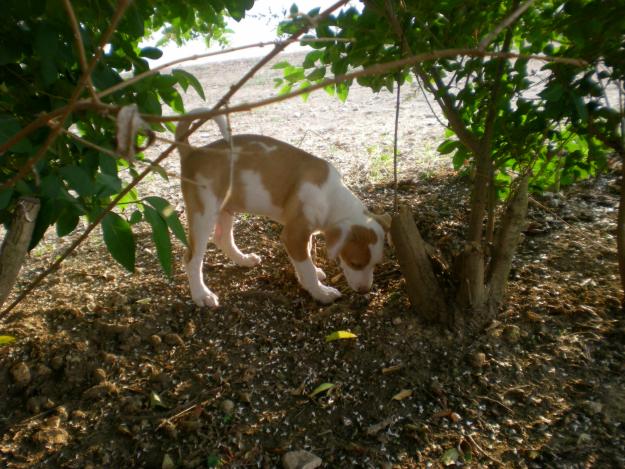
(282, 225, 341, 304)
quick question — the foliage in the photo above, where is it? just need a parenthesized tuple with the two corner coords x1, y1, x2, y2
(277, 0, 625, 198)
(0, 0, 253, 275)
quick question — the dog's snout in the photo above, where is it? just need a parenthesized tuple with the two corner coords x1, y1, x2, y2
(357, 285, 370, 294)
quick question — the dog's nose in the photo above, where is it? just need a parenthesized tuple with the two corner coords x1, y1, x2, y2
(357, 286, 370, 294)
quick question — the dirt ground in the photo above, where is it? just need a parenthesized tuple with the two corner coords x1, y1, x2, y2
(0, 53, 623, 468)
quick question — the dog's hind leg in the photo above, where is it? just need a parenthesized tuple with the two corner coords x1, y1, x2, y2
(214, 211, 262, 267)
(185, 200, 220, 308)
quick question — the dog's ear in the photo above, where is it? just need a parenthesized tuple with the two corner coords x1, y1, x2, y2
(370, 212, 392, 233)
(325, 225, 348, 259)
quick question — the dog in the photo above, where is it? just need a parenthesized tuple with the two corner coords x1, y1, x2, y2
(175, 112, 391, 307)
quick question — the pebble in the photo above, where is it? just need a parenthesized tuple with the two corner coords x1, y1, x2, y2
(220, 399, 235, 415)
(92, 368, 107, 383)
(183, 320, 196, 337)
(503, 324, 521, 344)
(50, 355, 65, 371)
(392, 317, 402, 326)
(27, 396, 45, 414)
(82, 381, 119, 400)
(164, 333, 184, 346)
(282, 450, 322, 469)
(149, 334, 162, 347)
(10, 361, 31, 386)
(470, 352, 487, 368)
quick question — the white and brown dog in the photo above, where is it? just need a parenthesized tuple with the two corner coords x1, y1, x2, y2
(176, 113, 390, 307)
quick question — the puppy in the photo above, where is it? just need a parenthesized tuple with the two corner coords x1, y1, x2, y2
(176, 113, 390, 307)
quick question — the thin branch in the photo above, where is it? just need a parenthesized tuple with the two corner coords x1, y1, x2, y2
(211, 0, 350, 113)
(62, 0, 99, 103)
(0, 49, 586, 162)
(97, 37, 354, 100)
(148, 49, 586, 125)
(478, 0, 537, 50)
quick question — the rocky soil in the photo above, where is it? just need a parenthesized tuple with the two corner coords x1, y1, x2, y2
(0, 53, 623, 468)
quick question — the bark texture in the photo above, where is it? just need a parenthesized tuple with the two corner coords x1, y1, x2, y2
(0, 197, 40, 309)
(487, 174, 530, 314)
(390, 205, 450, 324)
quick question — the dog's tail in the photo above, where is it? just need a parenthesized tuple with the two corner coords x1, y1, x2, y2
(175, 109, 231, 159)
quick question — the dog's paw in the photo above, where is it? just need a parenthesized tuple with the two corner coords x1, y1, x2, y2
(192, 289, 220, 308)
(315, 267, 327, 281)
(238, 253, 261, 268)
(312, 285, 342, 304)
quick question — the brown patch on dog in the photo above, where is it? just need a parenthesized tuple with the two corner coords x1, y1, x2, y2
(180, 135, 329, 219)
(324, 226, 344, 258)
(339, 226, 377, 270)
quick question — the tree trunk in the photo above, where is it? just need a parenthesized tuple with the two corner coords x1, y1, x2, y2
(486, 173, 530, 314)
(618, 158, 625, 304)
(390, 205, 451, 325)
(0, 196, 40, 309)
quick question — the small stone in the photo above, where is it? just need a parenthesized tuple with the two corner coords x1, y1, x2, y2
(92, 368, 107, 383)
(584, 400, 603, 415)
(33, 363, 52, 378)
(32, 427, 69, 446)
(503, 324, 521, 344)
(282, 450, 322, 469)
(149, 334, 162, 347)
(160, 420, 178, 439)
(119, 333, 141, 351)
(27, 396, 44, 414)
(220, 399, 235, 415)
(55, 406, 69, 420)
(470, 352, 487, 368)
(10, 362, 31, 386)
(50, 355, 65, 371)
(392, 317, 402, 326)
(183, 320, 196, 337)
(70, 410, 87, 421)
(239, 391, 252, 404)
(164, 333, 184, 347)
(102, 353, 118, 366)
(82, 381, 119, 400)
(450, 412, 462, 423)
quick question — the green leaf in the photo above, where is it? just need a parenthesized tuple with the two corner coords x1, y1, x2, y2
(172, 69, 205, 100)
(60, 166, 94, 197)
(56, 208, 80, 237)
(0, 115, 33, 153)
(309, 382, 334, 398)
(0, 335, 16, 346)
(272, 61, 291, 70)
(437, 140, 459, 155)
(441, 447, 460, 466)
(101, 212, 135, 272)
(0, 189, 14, 211)
(306, 67, 326, 81)
(571, 93, 588, 123)
(325, 330, 358, 342)
(139, 47, 163, 60)
(34, 25, 58, 86)
(144, 196, 188, 246)
(144, 206, 172, 277)
(149, 390, 168, 409)
(129, 209, 143, 225)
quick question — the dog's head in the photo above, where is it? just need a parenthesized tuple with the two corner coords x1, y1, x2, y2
(326, 212, 391, 293)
